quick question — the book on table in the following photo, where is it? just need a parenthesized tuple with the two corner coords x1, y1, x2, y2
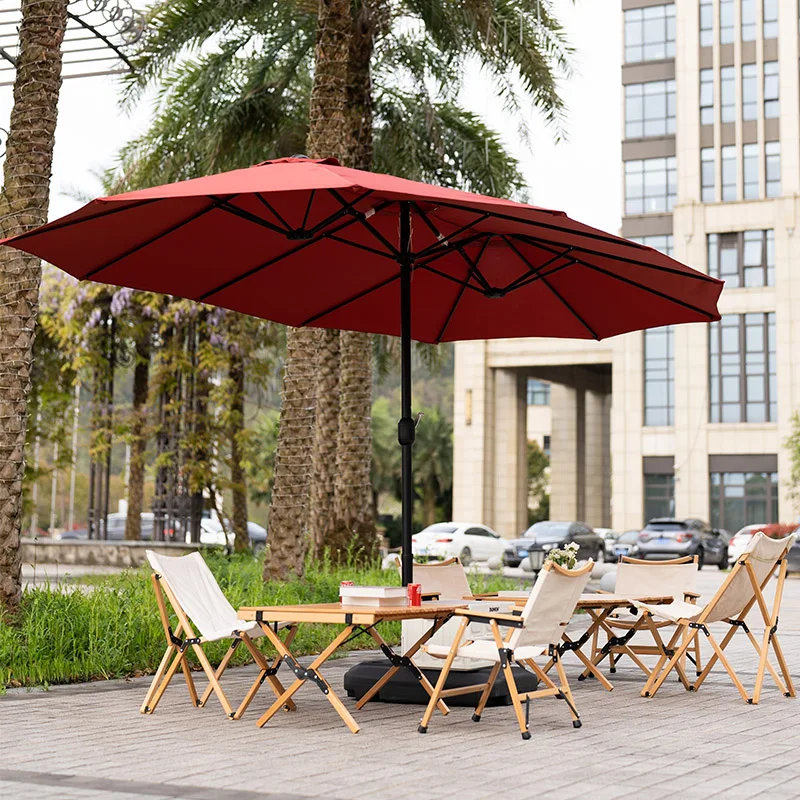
(340, 585, 408, 607)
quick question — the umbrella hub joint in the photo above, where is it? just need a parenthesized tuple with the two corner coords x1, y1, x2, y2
(484, 287, 507, 299)
(286, 229, 313, 241)
(397, 416, 416, 446)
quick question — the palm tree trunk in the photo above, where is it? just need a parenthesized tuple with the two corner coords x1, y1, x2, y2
(124, 333, 151, 540)
(264, 0, 350, 581)
(311, 329, 340, 557)
(330, 1, 377, 562)
(229, 348, 249, 553)
(0, 0, 68, 616)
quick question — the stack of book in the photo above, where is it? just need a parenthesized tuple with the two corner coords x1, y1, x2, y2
(339, 585, 408, 607)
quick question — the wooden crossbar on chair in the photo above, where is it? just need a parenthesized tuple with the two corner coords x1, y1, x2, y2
(141, 562, 293, 720)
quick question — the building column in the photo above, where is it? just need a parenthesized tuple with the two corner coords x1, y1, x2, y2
(491, 369, 528, 537)
(550, 383, 583, 521)
(585, 389, 611, 527)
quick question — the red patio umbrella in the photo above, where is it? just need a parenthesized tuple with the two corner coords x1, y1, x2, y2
(2, 156, 723, 584)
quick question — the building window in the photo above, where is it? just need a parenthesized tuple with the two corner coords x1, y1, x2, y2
(625, 157, 677, 214)
(700, 0, 713, 47)
(765, 142, 780, 197)
(629, 234, 674, 256)
(644, 326, 674, 426)
(763, 0, 778, 39)
(721, 145, 736, 201)
(624, 4, 676, 63)
(720, 66, 735, 123)
(764, 62, 779, 119)
(709, 313, 776, 423)
(625, 80, 676, 138)
(644, 474, 675, 521)
(700, 69, 714, 125)
(527, 378, 550, 406)
(742, 64, 757, 121)
(741, 0, 756, 40)
(708, 230, 775, 288)
(701, 147, 715, 202)
(710, 471, 779, 532)
(719, 0, 734, 43)
(542, 435, 551, 458)
(743, 143, 758, 199)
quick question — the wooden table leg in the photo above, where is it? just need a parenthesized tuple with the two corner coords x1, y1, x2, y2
(356, 621, 450, 715)
(255, 623, 361, 734)
(557, 609, 615, 691)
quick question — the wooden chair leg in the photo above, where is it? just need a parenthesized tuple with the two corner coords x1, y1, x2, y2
(146, 647, 188, 713)
(199, 639, 240, 708)
(141, 645, 176, 713)
(705, 631, 749, 702)
(191, 643, 234, 718)
(692, 623, 738, 691)
(180, 650, 200, 707)
(472, 663, 501, 721)
(641, 626, 692, 698)
(502, 658, 529, 739)
(553, 650, 581, 727)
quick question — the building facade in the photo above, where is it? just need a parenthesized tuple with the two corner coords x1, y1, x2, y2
(452, 0, 800, 537)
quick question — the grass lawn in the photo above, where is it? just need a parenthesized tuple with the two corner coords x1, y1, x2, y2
(1, 552, 525, 690)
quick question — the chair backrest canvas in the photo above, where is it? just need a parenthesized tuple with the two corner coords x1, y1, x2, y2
(146, 550, 238, 640)
(509, 561, 592, 650)
(616, 558, 697, 600)
(412, 559, 472, 601)
(704, 532, 796, 624)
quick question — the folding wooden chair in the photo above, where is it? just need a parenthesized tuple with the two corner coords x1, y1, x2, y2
(583, 555, 701, 681)
(141, 550, 295, 719)
(418, 559, 593, 740)
(636, 532, 796, 704)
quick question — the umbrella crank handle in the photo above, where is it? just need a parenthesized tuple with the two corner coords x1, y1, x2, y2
(414, 412, 424, 428)
(397, 412, 423, 446)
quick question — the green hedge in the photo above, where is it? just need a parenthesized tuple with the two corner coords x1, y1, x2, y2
(1, 553, 522, 690)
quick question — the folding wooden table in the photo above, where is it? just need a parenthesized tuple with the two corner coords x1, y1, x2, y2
(472, 592, 673, 691)
(237, 601, 467, 733)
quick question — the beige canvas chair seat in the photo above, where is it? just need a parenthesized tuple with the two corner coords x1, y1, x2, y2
(141, 551, 295, 720)
(418, 559, 593, 740)
(584, 555, 701, 682)
(638, 532, 796, 704)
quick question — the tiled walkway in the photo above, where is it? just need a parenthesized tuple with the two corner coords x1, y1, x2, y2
(2, 570, 799, 800)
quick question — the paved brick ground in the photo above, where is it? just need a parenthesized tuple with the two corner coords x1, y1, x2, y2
(2, 571, 799, 800)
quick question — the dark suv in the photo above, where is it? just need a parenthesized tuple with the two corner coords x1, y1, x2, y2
(636, 518, 728, 569)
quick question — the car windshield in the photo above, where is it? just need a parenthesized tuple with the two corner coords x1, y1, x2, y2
(618, 531, 639, 544)
(644, 521, 685, 532)
(523, 522, 570, 541)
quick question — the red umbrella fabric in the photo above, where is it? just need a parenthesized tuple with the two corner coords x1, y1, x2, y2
(3, 156, 722, 585)
(4, 156, 722, 343)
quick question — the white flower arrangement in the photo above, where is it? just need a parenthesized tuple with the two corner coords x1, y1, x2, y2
(545, 541, 580, 570)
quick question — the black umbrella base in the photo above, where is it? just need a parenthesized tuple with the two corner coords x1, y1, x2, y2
(343, 660, 538, 707)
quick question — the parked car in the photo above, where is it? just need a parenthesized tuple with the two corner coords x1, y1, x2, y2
(194, 517, 267, 553)
(105, 512, 155, 540)
(595, 528, 621, 559)
(636, 518, 728, 569)
(610, 530, 642, 560)
(411, 522, 506, 565)
(728, 523, 768, 566)
(502, 521, 604, 571)
(787, 527, 800, 573)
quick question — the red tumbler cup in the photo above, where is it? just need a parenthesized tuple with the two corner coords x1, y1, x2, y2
(407, 583, 422, 606)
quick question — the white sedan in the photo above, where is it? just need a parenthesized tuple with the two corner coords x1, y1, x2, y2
(411, 522, 507, 565)
(728, 523, 767, 565)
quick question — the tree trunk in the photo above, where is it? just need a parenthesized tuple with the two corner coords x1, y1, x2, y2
(0, 0, 68, 616)
(124, 333, 150, 540)
(229, 349, 249, 553)
(311, 329, 340, 557)
(329, 1, 377, 562)
(264, 0, 350, 581)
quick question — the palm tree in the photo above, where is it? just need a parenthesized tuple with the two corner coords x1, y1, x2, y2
(0, 0, 69, 616)
(412, 407, 453, 527)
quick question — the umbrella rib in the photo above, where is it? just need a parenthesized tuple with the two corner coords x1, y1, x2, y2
(255, 193, 293, 232)
(83, 202, 219, 280)
(308, 190, 377, 236)
(510, 231, 719, 284)
(539, 273, 601, 340)
(5, 198, 160, 244)
(500, 237, 572, 293)
(210, 196, 292, 236)
(328, 189, 399, 256)
(434, 237, 490, 343)
(506, 259, 578, 293)
(197, 213, 365, 302)
(301, 189, 316, 230)
(325, 234, 397, 260)
(411, 211, 492, 259)
(414, 262, 486, 295)
(299, 272, 402, 327)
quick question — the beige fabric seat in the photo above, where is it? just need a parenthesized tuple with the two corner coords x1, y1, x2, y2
(638, 532, 797, 704)
(141, 551, 294, 720)
(418, 559, 593, 740)
(585, 555, 701, 681)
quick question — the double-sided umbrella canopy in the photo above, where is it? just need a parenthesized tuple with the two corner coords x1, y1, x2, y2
(3, 157, 723, 584)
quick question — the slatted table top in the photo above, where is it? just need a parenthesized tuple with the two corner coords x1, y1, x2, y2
(237, 601, 468, 625)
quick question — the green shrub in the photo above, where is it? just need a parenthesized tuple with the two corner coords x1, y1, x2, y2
(0, 553, 522, 689)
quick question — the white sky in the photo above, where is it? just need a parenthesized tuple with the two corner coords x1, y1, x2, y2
(0, 0, 621, 233)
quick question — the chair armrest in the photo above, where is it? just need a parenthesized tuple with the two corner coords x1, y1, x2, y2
(454, 608, 524, 628)
(684, 591, 701, 603)
(421, 591, 440, 601)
